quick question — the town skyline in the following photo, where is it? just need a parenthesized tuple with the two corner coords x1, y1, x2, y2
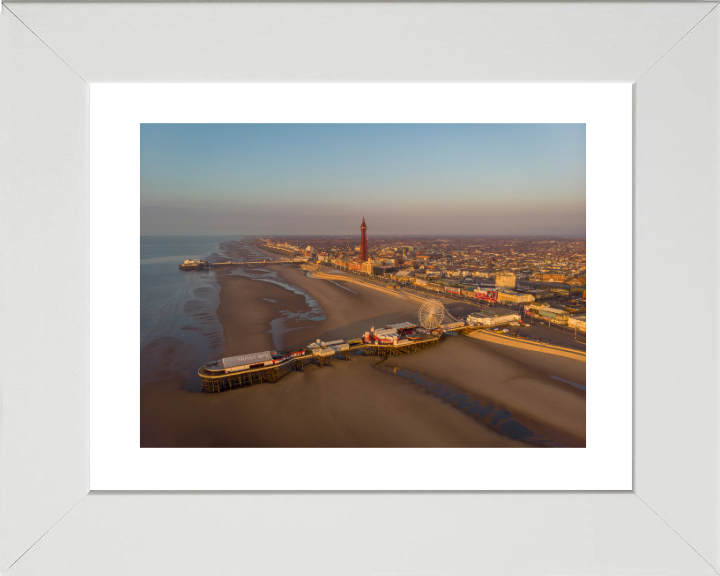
(141, 232, 587, 238)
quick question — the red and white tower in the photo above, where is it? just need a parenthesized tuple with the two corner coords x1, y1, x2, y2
(360, 217, 369, 262)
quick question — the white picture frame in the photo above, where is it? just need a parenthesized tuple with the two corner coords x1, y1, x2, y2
(1, 2, 718, 574)
(90, 82, 631, 491)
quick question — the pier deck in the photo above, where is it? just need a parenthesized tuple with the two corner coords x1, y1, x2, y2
(359, 337, 440, 356)
(199, 336, 443, 393)
(180, 259, 302, 271)
(200, 353, 313, 393)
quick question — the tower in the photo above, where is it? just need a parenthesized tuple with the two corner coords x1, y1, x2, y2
(360, 216, 369, 262)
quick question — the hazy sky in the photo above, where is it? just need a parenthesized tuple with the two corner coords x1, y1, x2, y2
(141, 123, 585, 236)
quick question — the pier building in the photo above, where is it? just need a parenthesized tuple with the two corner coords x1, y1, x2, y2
(179, 259, 208, 270)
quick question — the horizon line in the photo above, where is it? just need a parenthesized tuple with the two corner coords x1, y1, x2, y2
(140, 233, 587, 239)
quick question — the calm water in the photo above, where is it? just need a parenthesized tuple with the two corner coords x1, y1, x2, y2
(140, 235, 326, 390)
(141, 235, 242, 388)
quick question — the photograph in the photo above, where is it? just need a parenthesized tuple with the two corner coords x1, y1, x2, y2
(140, 123, 587, 448)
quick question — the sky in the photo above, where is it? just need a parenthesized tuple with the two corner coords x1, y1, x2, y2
(141, 123, 586, 236)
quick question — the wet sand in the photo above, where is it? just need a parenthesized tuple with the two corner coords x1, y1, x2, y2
(377, 336, 586, 446)
(214, 269, 315, 355)
(141, 354, 529, 447)
(141, 241, 586, 448)
(277, 266, 421, 351)
(280, 265, 585, 444)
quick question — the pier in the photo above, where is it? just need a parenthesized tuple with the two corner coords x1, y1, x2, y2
(198, 335, 444, 393)
(360, 337, 440, 356)
(180, 258, 303, 271)
(200, 355, 311, 393)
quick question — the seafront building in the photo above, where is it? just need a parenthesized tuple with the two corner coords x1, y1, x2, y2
(496, 290, 535, 304)
(525, 304, 570, 324)
(467, 312, 521, 327)
(495, 272, 516, 289)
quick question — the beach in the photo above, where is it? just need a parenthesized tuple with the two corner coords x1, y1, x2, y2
(141, 240, 585, 448)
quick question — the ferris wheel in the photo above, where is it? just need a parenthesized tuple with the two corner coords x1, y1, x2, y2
(419, 299, 445, 329)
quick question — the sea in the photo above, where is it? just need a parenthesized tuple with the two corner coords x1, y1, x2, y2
(140, 236, 242, 389)
(140, 235, 325, 391)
